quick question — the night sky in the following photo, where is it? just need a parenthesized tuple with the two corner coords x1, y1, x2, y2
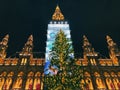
(0, 0, 120, 58)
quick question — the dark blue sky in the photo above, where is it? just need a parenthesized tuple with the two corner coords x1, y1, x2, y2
(0, 0, 120, 58)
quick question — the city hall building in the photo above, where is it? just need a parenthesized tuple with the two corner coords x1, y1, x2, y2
(0, 5, 120, 90)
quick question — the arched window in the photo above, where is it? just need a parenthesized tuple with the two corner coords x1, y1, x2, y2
(12, 72, 24, 89)
(21, 58, 27, 65)
(85, 77, 94, 90)
(90, 58, 96, 65)
(106, 78, 115, 90)
(3, 72, 14, 90)
(96, 77, 106, 89)
(25, 72, 34, 90)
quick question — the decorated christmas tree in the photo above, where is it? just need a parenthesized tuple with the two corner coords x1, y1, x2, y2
(44, 30, 83, 90)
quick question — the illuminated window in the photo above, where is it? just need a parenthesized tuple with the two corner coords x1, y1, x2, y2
(90, 58, 96, 65)
(21, 58, 27, 65)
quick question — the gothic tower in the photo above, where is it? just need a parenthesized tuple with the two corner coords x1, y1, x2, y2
(44, 5, 73, 74)
(106, 35, 120, 65)
(19, 35, 33, 65)
(0, 34, 9, 59)
(0, 34, 9, 65)
(83, 35, 98, 66)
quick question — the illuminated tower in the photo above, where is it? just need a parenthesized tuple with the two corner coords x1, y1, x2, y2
(45, 5, 73, 73)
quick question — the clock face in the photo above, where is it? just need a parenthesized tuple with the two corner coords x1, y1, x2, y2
(50, 32, 55, 38)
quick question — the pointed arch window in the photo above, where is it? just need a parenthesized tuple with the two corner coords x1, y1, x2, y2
(90, 58, 96, 65)
(21, 58, 27, 65)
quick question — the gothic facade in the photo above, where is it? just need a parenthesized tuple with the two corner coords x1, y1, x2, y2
(0, 35, 44, 90)
(0, 5, 120, 90)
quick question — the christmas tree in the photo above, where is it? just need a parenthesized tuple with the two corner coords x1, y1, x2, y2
(44, 30, 83, 90)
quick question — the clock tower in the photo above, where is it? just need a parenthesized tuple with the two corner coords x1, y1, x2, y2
(44, 5, 73, 74)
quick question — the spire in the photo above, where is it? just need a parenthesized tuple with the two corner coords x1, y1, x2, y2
(0, 34, 9, 59)
(20, 35, 33, 55)
(83, 35, 91, 46)
(106, 35, 116, 46)
(52, 5, 64, 21)
(23, 35, 33, 53)
(83, 35, 98, 59)
(2, 34, 9, 43)
(19, 35, 33, 65)
(106, 35, 119, 65)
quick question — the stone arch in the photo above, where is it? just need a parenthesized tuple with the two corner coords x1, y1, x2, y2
(96, 77, 106, 89)
(106, 78, 115, 90)
(85, 77, 94, 90)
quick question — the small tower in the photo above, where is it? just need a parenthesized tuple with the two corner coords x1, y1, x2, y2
(19, 35, 33, 65)
(0, 34, 9, 59)
(83, 35, 98, 65)
(106, 35, 120, 65)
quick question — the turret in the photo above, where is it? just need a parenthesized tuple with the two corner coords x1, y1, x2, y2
(83, 35, 98, 65)
(0, 34, 9, 59)
(19, 35, 33, 65)
(106, 35, 120, 65)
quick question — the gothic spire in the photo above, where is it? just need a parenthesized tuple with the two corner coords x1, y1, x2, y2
(2, 34, 9, 44)
(106, 35, 119, 65)
(21, 35, 33, 54)
(83, 35, 91, 46)
(0, 34, 9, 59)
(106, 35, 116, 46)
(83, 35, 98, 59)
(52, 5, 64, 21)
